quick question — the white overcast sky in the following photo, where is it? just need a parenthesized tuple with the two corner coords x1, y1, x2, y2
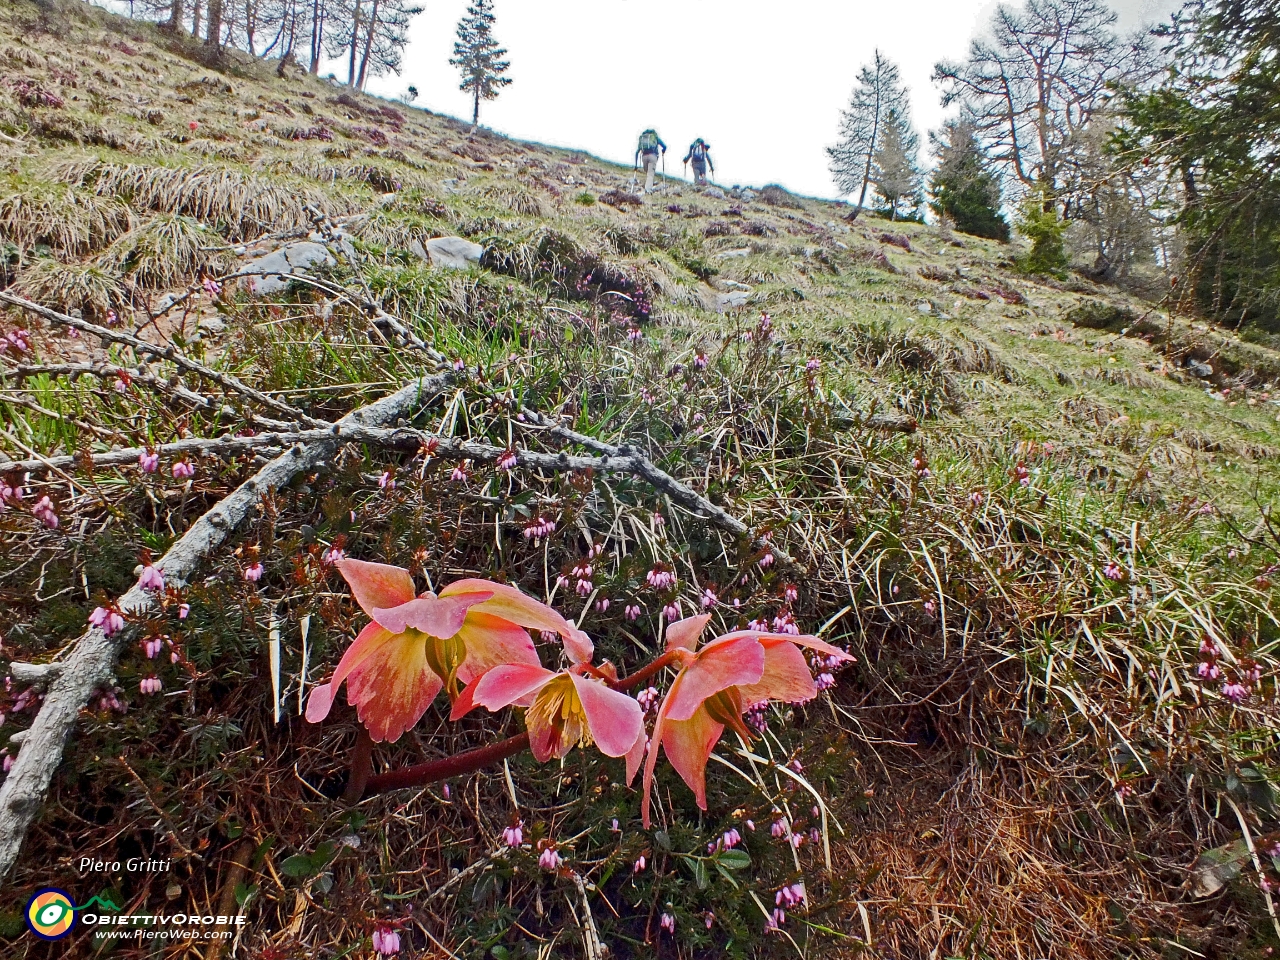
(362, 0, 1182, 199)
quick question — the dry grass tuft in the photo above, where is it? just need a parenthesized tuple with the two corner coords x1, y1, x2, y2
(478, 180, 544, 217)
(99, 214, 224, 287)
(55, 158, 335, 239)
(13, 257, 126, 318)
(0, 185, 133, 256)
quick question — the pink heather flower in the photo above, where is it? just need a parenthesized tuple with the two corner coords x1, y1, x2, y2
(891, 584, 900, 596)
(372, 927, 401, 957)
(645, 566, 676, 590)
(595, 598, 610, 613)
(450, 464, 469, 482)
(1197, 662, 1221, 680)
(721, 828, 741, 849)
(633, 855, 646, 873)
(625, 604, 641, 621)
(806, 357, 820, 372)
(244, 562, 264, 582)
(627, 327, 643, 343)
(1102, 561, 1123, 581)
(923, 600, 936, 616)
(704, 911, 715, 929)
(776, 882, 805, 908)
(611, 819, 620, 832)
(104, 310, 118, 327)
(758, 552, 775, 569)
(378, 471, 395, 490)
(783, 583, 799, 603)
(443, 783, 451, 800)
(138, 565, 165, 591)
(701, 587, 718, 608)
(747, 618, 768, 631)
(2, 751, 12, 773)
(538, 845, 561, 872)
(178, 603, 190, 619)
(693, 352, 708, 370)
(969, 491, 984, 506)
(143, 637, 164, 659)
(637, 686, 660, 712)
(767, 907, 787, 931)
(788, 759, 803, 773)
(32, 496, 58, 528)
(322, 547, 346, 565)
(89, 606, 125, 637)
(496, 449, 518, 471)
(452, 357, 466, 371)
(202, 277, 222, 297)
(139, 676, 162, 695)
(771, 818, 787, 838)
(502, 821, 524, 848)
(659, 912, 675, 933)
(139, 451, 159, 473)
(1221, 682, 1249, 704)
(745, 819, 755, 831)
(172, 460, 195, 480)
(662, 602, 680, 620)
(815, 672, 836, 691)
(113, 376, 128, 394)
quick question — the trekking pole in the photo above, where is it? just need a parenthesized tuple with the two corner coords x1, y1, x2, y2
(661, 152, 666, 190)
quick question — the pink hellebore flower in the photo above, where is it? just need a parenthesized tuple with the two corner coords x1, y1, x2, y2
(306, 559, 593, 742)
(456, 661, 643, 769)
(638, 614, 853, 826)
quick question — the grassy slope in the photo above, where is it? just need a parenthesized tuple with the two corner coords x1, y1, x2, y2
(1, 2, 1279, 958)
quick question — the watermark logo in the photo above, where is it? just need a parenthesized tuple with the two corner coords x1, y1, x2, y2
(25, 888, 77, 940)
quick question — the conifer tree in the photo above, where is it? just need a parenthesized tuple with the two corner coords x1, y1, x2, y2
(929, 117, 1010, 241)
(827, 51, 911, 217)
(871, 108, 923, 221)
(450, 0, 512, 129)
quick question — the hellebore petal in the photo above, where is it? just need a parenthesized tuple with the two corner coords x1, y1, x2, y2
(344, 629, 443, 742)
(624, 727, 647, 786)
(737, 638, 815, 707)
(663, 635, 764, 722)
(443, 578, 593, 662)
(472, 662, 558, 711)
(455, 611, 539, 684)
(305, 620, 396, 724)
(660, 705, 724, 811)
(336, 558, 415, 616)
(665, 614, 712, 652)
(370, 592, 492, 637)
(569, 673, 643, 758)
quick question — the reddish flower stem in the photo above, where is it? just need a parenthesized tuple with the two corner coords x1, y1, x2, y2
(353, 648, 680, 799)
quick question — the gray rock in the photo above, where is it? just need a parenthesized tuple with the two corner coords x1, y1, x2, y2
(421, 236, 485, 270)
(916, 301, 932, 314)
(718, 279, 751, 292)
(715, 290, 751, 312)
(1188, 360, 1213, 379)
(310, 227, 356, 260)
(702, 186, 726, 200)
(716, 247, 751, 259)
(237, 241, 336, 296)
(198, 317, 227, 334)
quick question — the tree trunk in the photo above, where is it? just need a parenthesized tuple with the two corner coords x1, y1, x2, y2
(346, 0, 362, 86)
(163, 0, 185, 33)
(192, 0, 202, 38)
(205, 0, 222, 47)
(472, 84, 480, 127)
(309, 0, 323, 74)
(355, 0, 380, 90)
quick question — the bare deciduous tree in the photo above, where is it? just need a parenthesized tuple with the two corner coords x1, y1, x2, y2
(933, 0, 1150, 206)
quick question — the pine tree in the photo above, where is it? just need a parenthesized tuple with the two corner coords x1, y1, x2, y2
(827, 51, 911, 217)
(929, 117, 1010, 241)
(870, 108, 923, 221)
(450, 0, 512, 129)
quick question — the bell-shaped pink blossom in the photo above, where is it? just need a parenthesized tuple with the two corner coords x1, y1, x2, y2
(306, 559, 592, 742)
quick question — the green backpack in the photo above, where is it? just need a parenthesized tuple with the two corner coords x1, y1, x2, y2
(638, 130, 660, 153)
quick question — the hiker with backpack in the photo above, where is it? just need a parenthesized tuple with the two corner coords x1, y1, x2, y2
(634, 129, 667, 193)
(683, 138, 714, 187)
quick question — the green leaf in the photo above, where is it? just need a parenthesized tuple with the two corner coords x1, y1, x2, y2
(716, 850, 751, 870)
(713, 862, 740, 889)
(653, 829, 671, 851)
(280, 854, 315, 878)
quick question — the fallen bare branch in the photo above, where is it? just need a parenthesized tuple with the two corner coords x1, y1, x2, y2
(0, 369, 457, 883)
